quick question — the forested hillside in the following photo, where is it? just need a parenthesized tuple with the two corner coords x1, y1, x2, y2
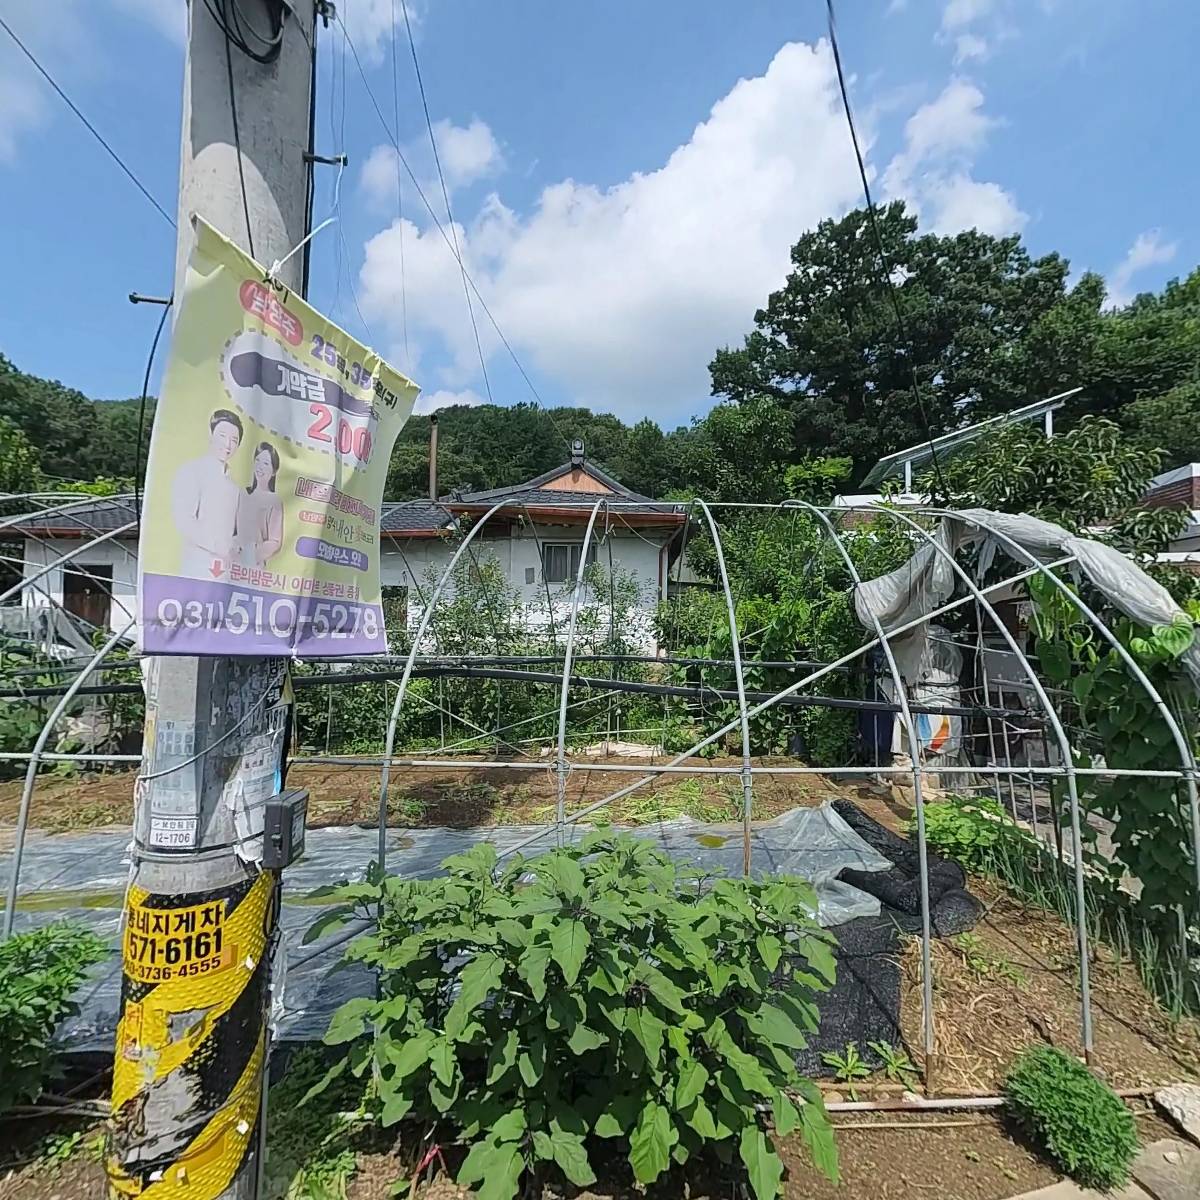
(2, 202, 1197, 502)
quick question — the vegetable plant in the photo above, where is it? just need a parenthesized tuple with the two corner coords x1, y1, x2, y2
(0, 921, 108, 1112)
(820, 1042, 871, 1101)
(1005, 1045, 1137, 1190)
(308, 831, 839, 1199)
(867, 1041, 919, 1089)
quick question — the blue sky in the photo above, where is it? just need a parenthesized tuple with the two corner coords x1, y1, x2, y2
(0, 0, 1196, 428)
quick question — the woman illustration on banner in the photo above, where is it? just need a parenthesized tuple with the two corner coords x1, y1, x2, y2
(236, 441, 284, 567)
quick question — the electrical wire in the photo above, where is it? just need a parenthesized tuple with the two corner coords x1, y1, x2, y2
(337, 16, 575, 453)
(390, 0, 410, 366)
(220, 0, 257, 260)
(0, 15, 175, 229)
(824, 0, 950, 501)
(203, 0, 285, 65)
(134, 298, 173, 520)
(398, 0, 494, 406)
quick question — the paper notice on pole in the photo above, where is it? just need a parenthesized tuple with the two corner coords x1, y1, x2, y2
(224, 703, 288, 864)
(138, 216, 420, 657)
(144, 718, 201, 850)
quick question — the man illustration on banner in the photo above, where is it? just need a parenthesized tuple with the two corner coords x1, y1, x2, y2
(170, 409, 243, 579)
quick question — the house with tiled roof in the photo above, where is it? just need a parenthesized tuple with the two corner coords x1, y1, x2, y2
(9, 443, 687, 649)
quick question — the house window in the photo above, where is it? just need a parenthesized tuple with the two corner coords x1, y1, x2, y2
(62, 564, 112, 630)
(541, 543, 596, 584)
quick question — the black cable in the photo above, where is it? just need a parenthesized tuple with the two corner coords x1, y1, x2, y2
(398, 0, 494, 406)
(390, 0, 410, 365)
(824, 0, 950, 501)
(338, 17, 574, 453)
(203, 0, 284, 64)
(0, 15, 175, 229)
(220, 0, 257, 261)
(134, 298, 173, 520)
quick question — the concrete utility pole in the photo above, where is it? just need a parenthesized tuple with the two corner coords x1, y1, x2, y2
(108, 4, 317, 1198)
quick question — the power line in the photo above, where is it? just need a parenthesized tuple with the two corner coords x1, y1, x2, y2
(398, 0, 494, 406)
(219, 0, 257, 259)
(824, 0, 950, 500)
(390, 0, 410, 366)
(0, 14, 175, 229)
(336, 16, 574, 453)
(134, 297, 173, 520)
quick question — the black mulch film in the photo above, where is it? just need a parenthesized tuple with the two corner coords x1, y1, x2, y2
(794, 799, 981, 1074)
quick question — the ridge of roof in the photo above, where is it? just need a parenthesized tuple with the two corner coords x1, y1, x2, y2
(449, 459, 653, 504)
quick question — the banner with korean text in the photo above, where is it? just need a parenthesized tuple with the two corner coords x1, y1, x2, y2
(138, 216, 419, 656)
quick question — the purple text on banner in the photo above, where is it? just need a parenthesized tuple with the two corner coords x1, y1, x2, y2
(294, 536, 370, 573)
(141, 573, 386, 656)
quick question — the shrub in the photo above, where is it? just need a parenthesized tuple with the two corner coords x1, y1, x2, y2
(308, 832, 839, 1199)
(917, 795, 1034, 874)
(1004, 1045, 1137, 1190)
(0, 921, 108, 1111)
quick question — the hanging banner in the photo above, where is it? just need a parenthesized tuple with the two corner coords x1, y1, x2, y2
(138, 216, 419, 656)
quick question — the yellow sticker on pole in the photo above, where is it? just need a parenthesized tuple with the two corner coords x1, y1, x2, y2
(123, 895, 235, 984)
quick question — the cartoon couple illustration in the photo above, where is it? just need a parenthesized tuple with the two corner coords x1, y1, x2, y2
(170, 409, 284, 580)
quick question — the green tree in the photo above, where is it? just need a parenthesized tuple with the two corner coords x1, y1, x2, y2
(0, 416, 42, 494)
(1123, 381, 1200, 469)
(710, 202, 1080, 481)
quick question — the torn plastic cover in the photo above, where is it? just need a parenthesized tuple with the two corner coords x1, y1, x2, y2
(6, 802, 891, 1049)
(855, 506, 1200, 688)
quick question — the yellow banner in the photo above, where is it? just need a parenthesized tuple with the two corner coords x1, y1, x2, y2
(138, 217, 418, 655)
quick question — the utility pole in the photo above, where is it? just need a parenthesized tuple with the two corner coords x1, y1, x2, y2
(108, 4, 317, 1198)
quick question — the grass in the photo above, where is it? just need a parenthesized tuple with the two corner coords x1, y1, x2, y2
(264, 1047, 365, 1200)
(41, 802, 122, 834)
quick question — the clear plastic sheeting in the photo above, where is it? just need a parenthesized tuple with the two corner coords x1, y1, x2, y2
(855, 506, 1200, 688)
(3, 802, 890, 1049)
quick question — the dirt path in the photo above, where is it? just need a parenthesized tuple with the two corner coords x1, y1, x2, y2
(0, 757, 900, 837)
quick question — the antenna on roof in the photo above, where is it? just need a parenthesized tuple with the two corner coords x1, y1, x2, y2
(570, 438, 585, 468)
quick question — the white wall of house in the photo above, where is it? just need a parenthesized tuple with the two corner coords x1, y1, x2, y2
(20, 535, 139, 634)
(381, 522, 671, 648)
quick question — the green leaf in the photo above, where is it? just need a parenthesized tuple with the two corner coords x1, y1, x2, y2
(539, 854, 586, 898)
(549, 918, 590, 986)
(1153, 619, 1195, 660)
(594, 1112, 623, 1138)
(322, 997, 373, 1046)
(567, 1023, 607, 1054)
(629, 1101, 672, 1184)
(391, 1029, 435, 1080)
(301, 904, 356, 945)
(445, 952, 504, 1038)
(795, 935, 836, 985)
(486, 1029, 518, 1085)
(492, 1107, 526, 1143)
(550, 1130, 596, 1187)
(626, 1007, 666, 1069)
(746, 1002, 809, 1050)
(458, 1141, 524, 1200)
(756, 932, 783, 972)
(531, 1130, 554, 1161)
(1037, 639, 1073, 684)
(675, 1058, 709, 1109)
(740, 1124, 784, 1200)
(518, 943, 551, 1002)
(380, 1089, 412, 1127)
(773, 1091, 800, 1137)
(518, 1032, 546, 1088)
(687, 1096, 719, 1139)
(429, 1038, 455, 1087)
(801, 1102, 840, 1183)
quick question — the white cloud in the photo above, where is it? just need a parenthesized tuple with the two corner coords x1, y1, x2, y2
(358, 42, 1025, 422)
(883, 79, 1025, 236)
(1106, 230, 1178, 309)
(113, 0, 186, 43)
(431, 118, 503, 189)
(0, 69, 46, 165)
(415, 388, 484, 414)
(954, 33, 989, 63)
(360, 119, 503, 212)
(942, 0, 995, 31)
(337, 0, 426, 63)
